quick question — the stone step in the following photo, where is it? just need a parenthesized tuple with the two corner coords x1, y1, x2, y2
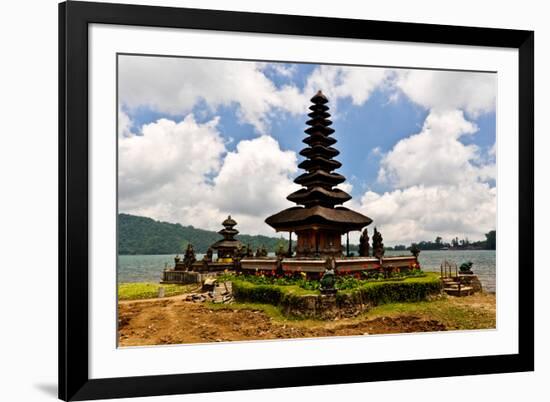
(443, 286, 474, 296)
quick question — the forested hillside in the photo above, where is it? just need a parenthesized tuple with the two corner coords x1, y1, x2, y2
(118, 213, 289, 254)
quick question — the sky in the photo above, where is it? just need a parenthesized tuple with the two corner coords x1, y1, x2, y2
(118, 55, 497, 246)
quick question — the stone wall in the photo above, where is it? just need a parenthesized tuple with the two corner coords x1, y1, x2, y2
(281, 293, 371, 320)
(459, 274, 483, 292)
(161, 270, 203, 284)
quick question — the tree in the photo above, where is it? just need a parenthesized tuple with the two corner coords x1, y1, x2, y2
(485, 230, 496, 250)
(451, 237, 459, 248)
(118, 213, 295, 254)
(435, 236, 442, 246)
(409, 243, 421, 258)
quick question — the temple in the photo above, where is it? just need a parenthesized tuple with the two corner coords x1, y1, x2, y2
(162, 91, 420, 284)
(265, 91, 372, 257)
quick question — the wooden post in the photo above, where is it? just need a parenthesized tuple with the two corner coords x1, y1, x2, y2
(288, 232, 292, 257)
(346, 232, 350, 257)
(315, 230, 320, 256)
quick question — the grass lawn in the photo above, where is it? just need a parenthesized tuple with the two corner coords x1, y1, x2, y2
(207, 292, 496, 331)
(365, 293, 496, 330)
(118, 282, 198, 301)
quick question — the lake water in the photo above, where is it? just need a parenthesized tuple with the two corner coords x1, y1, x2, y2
(385, 250, 496, 292)
(118, 250, 496, 292)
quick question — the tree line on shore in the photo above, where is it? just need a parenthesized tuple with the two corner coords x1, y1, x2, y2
(118, 213, 292, 255)
(387, 230, 496, 251)
(118, 213, 496, 255)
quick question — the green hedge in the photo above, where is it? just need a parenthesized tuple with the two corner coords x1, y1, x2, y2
(232, 273, 441, 307)
(231, 280, 316, 306)
(348, 273, 442, 305)
(232, 281, 285, 305)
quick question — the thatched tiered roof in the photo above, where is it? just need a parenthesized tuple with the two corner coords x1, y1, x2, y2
(265, 91, 372, 233)
(211, 215, 242, 250)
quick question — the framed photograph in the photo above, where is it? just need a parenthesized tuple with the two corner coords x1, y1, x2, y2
(59, 1, 534, 400)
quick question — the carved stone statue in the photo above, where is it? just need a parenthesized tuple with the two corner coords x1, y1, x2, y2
(255, 245, 268, 257)
(276, 255, 284, 276)
(358, 228, 370, 257)
(409, 243, 420, 258)
(235, 244, 243, 259)
(320, 257, 337, 295)
(459, 261, 474, 274)
(372, 227, 385, 259)
(183, 244, 196, 269)
(204, 247, 213, 262)
(237, 244, 247, 258)
(246, 244, 253, 257)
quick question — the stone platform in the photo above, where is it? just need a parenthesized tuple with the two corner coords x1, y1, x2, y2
(162, 255, 419, 284)
(240, 255, 419, 275)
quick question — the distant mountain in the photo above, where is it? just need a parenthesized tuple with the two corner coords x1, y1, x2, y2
(118, 213, 291, 255)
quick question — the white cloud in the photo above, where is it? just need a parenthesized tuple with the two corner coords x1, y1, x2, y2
(212, 135, 299, 217)
(336, 182, 353, 194)
(378, 109, 488, 187)
(304, 65, 390, 107)
(118, 115, 299, 235)
(118, 58, 498, 243)
(370, 146, 383, 157)
(118, 108, 134, 138)
(118, 115, 225, 212)
(268, 64, 297, 78)
(118, 56, 305, 133)
(119, 56, 496, 137)
(489, 142, 497, 157)
(394, 69, 496, 116)
(356, 183, 496, 245)
(356, 109, 496, 244)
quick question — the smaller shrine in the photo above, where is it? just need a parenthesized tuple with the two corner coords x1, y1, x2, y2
(210, 216, 242, 262)
(163, 216, 244, 282)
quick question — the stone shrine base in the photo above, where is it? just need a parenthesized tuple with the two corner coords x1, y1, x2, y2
(281, 293, 369, 319)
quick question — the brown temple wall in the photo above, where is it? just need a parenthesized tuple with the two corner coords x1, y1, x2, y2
(296, 229, 342, 257)
(240, 256, 419, 274)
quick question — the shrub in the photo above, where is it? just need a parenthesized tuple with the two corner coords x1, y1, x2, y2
(231, 273, 441, 307)
(231, 280, 285, 305)
(225, 269, 425, 292)
(352, 274, 441, 305)
(231, 279, 317, 305)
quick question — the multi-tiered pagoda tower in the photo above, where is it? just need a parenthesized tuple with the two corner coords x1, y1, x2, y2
(265, 91, 372, 257)
(211, 216, 242, 260)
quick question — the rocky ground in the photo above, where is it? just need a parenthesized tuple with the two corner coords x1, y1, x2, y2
(117, 292, 495, 346)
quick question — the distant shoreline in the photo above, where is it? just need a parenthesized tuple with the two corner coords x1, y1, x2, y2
(118, 249, 496, 256)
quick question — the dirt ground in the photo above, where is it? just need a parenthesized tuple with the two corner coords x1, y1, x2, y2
(118, 293, 495, 346)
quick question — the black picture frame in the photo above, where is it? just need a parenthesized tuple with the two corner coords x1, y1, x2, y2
(59, 1, 534, 400)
